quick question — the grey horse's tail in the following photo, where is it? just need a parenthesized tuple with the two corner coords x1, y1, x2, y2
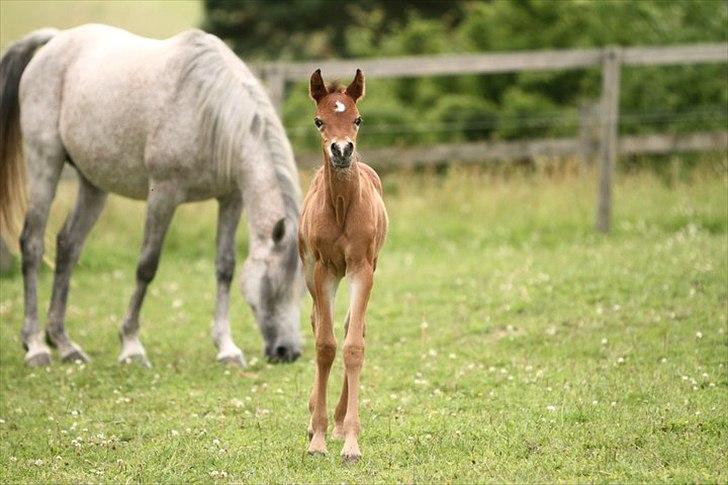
(0, 28, 58, 240)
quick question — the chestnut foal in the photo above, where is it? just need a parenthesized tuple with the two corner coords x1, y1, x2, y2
(299, 69, 388, 461)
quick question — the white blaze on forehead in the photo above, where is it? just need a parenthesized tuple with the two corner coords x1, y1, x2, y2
(334, 100, 346, 112)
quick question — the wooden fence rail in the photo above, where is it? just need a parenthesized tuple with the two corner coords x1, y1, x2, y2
(262, 43, 728, 232)
(296, 131, 728, 169)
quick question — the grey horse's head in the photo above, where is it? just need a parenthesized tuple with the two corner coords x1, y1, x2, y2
(240, 217, 303, 362)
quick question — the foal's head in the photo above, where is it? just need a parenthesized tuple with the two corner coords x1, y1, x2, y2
(309, 69, 365, 169)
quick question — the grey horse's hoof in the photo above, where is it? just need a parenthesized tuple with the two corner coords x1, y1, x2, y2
(25, 351, 52, 367)
(217, 353, 246, 367)
(119, 353, 151, 368)
(61, 348, 90, 364)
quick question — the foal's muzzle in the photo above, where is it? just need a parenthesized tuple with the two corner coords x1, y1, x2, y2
(330, 141, 354, 168)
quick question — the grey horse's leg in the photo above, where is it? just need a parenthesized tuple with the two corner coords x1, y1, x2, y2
(20, 143, 65, 366)
(45, 175, 107, 363)
(118, 183, 179, 367)
(212, 191, 246, 365)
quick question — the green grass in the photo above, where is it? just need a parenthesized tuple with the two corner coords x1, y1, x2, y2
(0, 0, 201, 51)
(1, 164, 726, 483)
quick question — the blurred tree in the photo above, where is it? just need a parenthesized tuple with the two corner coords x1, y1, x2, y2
(203, 0, 463, 60)
(205, 0, 727, 149)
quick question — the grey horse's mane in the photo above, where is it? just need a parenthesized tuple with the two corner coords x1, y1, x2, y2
(176, 31, 301, 220)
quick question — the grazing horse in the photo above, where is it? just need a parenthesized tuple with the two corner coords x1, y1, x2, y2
(0, 25, 303, 367)
(298, 69, 388, 461)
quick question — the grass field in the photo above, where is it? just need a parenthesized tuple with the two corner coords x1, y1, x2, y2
(0, 164, 726, 483)
(0, 0, 201, 51)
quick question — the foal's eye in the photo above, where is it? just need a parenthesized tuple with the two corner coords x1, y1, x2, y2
(314, 118, 323, 129)
(354, 117, 362, 126)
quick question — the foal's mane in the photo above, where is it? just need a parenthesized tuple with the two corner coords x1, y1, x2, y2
(326, 81, 346, 93)
(176, 31, 301, 221)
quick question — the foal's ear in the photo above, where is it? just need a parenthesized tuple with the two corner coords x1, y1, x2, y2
(309, 69, 327, 103)
(272, 218, 286, 244)
(345, 69, 365, 102)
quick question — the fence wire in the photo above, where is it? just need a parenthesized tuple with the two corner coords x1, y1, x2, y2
(285, 105, 728, 136)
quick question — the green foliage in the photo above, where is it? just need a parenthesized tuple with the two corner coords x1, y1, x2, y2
(426, 93, 499, 142)
(203, 0, 462, 60)
(1, 166, 726, 482)
(209, 0, 726, 152)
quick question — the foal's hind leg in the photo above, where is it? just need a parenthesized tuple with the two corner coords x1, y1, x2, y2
(45, 175, 106, 363)
(211, 191, 245, 365)
(19, 141, 65, 366)
(118, 182, 179, 367)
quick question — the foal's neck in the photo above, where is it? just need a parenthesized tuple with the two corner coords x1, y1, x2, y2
(323, 155, 361, 227)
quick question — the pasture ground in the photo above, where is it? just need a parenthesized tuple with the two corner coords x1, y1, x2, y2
(0, 0, 201, 51)
(1, 163, 726, 483)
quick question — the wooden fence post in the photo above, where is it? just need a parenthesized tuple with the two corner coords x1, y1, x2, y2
(596, 47, 621, 233)
(579, 101, 599, 169)
(263, 64, 286, 117)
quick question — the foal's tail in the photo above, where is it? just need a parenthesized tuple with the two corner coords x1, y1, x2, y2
(0, 28, 58, 241)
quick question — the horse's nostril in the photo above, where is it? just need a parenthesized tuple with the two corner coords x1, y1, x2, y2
(272, 345, 301, 362)
(344, 142, 354, 157)
(331, 143, 341, 156)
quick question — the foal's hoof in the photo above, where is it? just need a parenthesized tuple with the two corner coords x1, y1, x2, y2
(341, 440, 361, 463)
(61, 347, 90, 364)
(25, 351, 51, 367)
(119, 353, 151, 368)
(307, 434, 327, 455)
(342, 452, 361, 464)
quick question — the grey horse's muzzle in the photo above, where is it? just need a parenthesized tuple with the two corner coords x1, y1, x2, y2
(265, 342, 301, 363)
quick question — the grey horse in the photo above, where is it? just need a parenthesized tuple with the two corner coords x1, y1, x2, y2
(0, 24, 303, 367)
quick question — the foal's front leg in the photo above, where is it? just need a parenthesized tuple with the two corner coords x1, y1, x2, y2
(308, 261, 338, 455)
(211, 192, 245, 365)
(340, 265, 374, 462)
(118, 182, 180, 367)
